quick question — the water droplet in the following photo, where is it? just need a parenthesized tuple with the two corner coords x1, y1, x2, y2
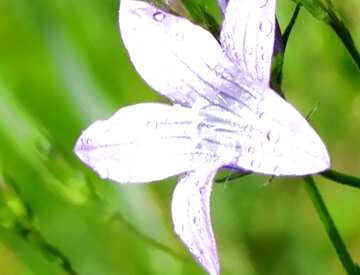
(258, 0, 268, 8)
(259, 19, 273, 36)
(153, 11, 165, 22)
(266, 130, 280, 143)
(193, 216, 199, 225)
(261, 53, 266, 61)
(214, 65, 224, 74)
(197, 255, 203, 264)
(146, 120, 158, 129)
(273, 165, 279, 174)
(174, 32, 184, 41)
(251, 159, 261, 169)
(181, 224, 185, 234)
(199, 187, 206, 195)
(80, 137, 92, 149)
(247, 146, 255, 154)
(222, 70, 233, 80)
(246, 48, 254, 57)
(257, 71, 264, 82)
(234, 51, 241, 61)
(215, 65, 234, 81)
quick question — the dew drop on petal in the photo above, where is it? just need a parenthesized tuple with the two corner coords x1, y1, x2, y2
(257, 71, 264, 82)
(214, 64, 225, 75)
(247, 48, 254, 57)
(251, 159, 261, 169)
(222, 70, 233, 80)
(261, 53, 266, 61)
(146, 120, 158, 129)
(259, 19, 273, 36)
(82, 137, 90, 145)
(197, 256, 203, 264)
(266, 130, 280, 143)
(247, 146, 255, 154)
(79, 137, 92, 151)
(258, 0, 269, 8)
(234, 51, 241, 62)
(174, 32, 184, 41)
(153, 11, 165, 22)
(273, 166, 279, 174)
(193, 216, 199, 225)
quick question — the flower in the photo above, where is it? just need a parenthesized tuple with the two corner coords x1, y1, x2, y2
(74, 0, 330, 274)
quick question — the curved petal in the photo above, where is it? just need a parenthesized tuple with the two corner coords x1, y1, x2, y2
(119, 0, 236, 107)
(198, 88, 330, 175)
(220, 0, 277, 84)
(217, 0, 229, 14)
(236, 88, 330, 175)
(74, 103, 219, 183)
(172, 169, 220, 275)
(274, 19, 283, 56)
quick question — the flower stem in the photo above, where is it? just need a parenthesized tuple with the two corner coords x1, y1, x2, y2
(282, 3, 301, 52)
(327, 9, 360, 71)
(321, 169, 360, 189)
(303, 176, 358, 275)
(110, 212, 188, 262)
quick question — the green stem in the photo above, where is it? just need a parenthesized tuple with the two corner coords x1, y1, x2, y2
(282, 3, 301, 52)
(321, 169, 360, 189)
(110, 212, 188, 262)
(215, 171, 251, 183)
(303, 176, 358, 275)
(327, 10, 360, 71)
(272, 4, 301, 90)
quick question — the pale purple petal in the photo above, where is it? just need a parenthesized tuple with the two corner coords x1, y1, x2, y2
(218, 0, 283, 56)
(219, 0, 283, 62)
(274, 19, 283, 56)
(191, 94, 329, 176)
(229, 88, 330, 175)
(172, 169, 220, 275)
(220, 0, 277, 84)
(74, 103, 219, 183)
(217, 0, 229, 14)
(119, 0, 237, 107)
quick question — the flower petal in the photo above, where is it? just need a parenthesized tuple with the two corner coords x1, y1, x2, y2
(197, 88, 330, 175)
(217, 0, 229, 14)
(119, 0, 235, 107)
(235, 88, 330, 175)
(274, 19, 283, 56)
(172, 169, 220, 275)
(74, 103, 219, 183)
(220, 0, 277, 84)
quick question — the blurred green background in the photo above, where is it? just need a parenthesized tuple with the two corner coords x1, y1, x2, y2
(0, 0, 359, 274)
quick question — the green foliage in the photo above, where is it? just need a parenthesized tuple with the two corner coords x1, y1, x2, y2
(292, 0, 360, 70)
(292, 0, 329, 21)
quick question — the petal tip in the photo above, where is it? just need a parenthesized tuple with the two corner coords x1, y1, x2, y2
(73, 134, 87, 162)
(172, 170, 221, 275)
(314, 141, 331, 173)
(303, 129, 331, 174)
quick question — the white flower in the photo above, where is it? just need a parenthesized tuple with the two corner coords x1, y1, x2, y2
(74, 0, 330, 274)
